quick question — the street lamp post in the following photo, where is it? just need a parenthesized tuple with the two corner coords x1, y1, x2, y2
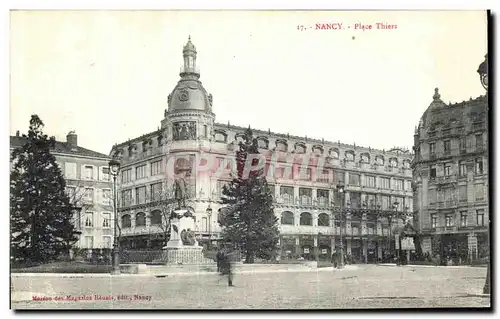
(377, 203, 382, 262)
(108, 158, 121, 275)
(336, 182, 345, 269)
(477, 53, 489, 295)
(206, 202, 212, 248)
(393, 201, 400, 265)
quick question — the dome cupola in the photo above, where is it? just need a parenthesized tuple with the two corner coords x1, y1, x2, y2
(166, 36, 213, 114)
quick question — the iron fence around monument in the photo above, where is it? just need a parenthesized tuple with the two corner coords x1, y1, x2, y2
(119, 248, 242, 264)
(120, 249, 167, 264)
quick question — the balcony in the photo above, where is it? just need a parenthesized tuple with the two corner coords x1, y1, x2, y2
(435, 200, 458, 210)
(434, 175, 457, 185)
(434, 226, 458, 233)
(122, 147, 163, 164)
(180, 65, 201, 74)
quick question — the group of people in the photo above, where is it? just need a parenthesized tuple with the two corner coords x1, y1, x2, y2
(216, 247, 235, 287)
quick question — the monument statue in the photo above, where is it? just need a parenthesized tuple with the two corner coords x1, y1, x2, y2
(174, 175, 188, 209)
(172, 121, 197, 141)
(180, 228, 196, 246)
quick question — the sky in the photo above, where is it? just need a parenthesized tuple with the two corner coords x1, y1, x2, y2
(9, 10, 488, 155)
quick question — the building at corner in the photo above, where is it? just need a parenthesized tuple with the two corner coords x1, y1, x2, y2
(10, 131, 113, 250)
(110, 37, 414, 263)
(412, 88, 488, 261)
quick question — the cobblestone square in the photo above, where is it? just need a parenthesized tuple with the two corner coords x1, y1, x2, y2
(11, 265, 490, 309)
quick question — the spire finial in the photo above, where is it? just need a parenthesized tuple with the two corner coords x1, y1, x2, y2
(433, 87, 441, 101)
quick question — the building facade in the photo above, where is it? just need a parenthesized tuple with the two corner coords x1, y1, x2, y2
(412, 88, 488, 261)
(110, 37, 414, 262)
(10, 131, 113, 249)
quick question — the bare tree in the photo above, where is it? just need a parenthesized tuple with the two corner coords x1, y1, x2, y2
(150, 185, 177, 247)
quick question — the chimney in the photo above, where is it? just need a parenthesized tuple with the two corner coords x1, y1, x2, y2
(67, 131, 77, 149)
(16, 130, 19, 137)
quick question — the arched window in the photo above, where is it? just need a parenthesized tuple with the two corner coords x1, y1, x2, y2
(150, 210, 162, 225)
(257, 137, 269, 149)
(345, 150, 355, 162)
(121, 214, 131, 228)
(375, 155, 385, 166)
(390, 157, 399, 168)
(318, 213, 330, 226)
(403, 159, 411, 168)
(276, 139, 288, 152)
(214, 130, 227, 143)
(294, 142, 306, 154)
(281, 211, 294, 225)
(300, 212, 313, 226)
(329, 148, 339, 159)
(360, 152, 370, 163)
(312, 145, 324, 156)
(136, 212, 146, 227)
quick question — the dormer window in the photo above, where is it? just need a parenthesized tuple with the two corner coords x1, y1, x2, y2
(275, 139, 288, 152)
(375, 155, 384, 166)
(360, 152, 370, 164)
(294, 142, 306, 154)
(257, 137, 269, 149)
(235, 133, 245, 144)
(345, 150, 355, 162)
(214, 130, 227, 143)
(312, 145, 324, 156)
(329, 148, 339, 159)
(389, 157, 398, 168)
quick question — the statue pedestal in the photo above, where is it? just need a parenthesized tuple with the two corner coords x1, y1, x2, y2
(162, 209, 209, 265)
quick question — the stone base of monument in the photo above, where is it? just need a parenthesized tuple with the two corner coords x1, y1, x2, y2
(161, 211, 212, 265)
(164, 246, 206, 265)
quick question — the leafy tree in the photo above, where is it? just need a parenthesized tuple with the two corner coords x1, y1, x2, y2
(10, 115, 79, 264)
(218, 127, 279, 263)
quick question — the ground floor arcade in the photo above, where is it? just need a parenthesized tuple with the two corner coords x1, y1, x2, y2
(279, 234, 401, 263)
(420, 230, 489, 264)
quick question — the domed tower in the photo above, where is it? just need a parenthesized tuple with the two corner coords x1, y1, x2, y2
(161, 36, 215, 147)
(161, 36, 215, 212)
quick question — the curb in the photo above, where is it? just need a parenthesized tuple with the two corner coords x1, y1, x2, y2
(377, 264, 487, 270)
(11, 266, 352, 278)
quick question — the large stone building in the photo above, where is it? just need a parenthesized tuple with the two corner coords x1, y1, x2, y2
(110, 37, 414, 262)
(412, 88, 488, 261)
(10, 131, 113, 250)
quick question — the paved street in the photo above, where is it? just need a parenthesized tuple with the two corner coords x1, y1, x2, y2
(11, 265, 490, 309)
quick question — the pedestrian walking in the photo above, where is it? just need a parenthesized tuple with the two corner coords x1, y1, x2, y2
(220, 246, 235, 287)
(331, 251, 338, 268)
(216, 249, 223, 273)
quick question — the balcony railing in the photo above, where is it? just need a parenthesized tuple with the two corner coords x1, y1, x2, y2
(435, 175, 457, 184)
(434, 226, 458, 233)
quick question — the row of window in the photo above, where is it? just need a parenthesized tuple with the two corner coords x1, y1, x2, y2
(427, 122, 483, 137)
(121, 159, 163, 183)
(429, 158, 484, 178)
(65, 186, 112, 205)
(120, 211, 215, 233)
(215, 132, 410, 165)
(428, 183, 485, 204)
(121, 210, 163, 228)
(430, 210, 486, 228)
(121, 182, 164, 206)
(81, 235, 113, 249)
(274, 185, 411, 211)
(279, 212, 405, 229)
(63, 163, 110, 181)
(428, 133, 484, 156)
(82, 211, 112, 228)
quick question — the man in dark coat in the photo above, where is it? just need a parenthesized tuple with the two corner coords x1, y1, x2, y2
(216, 249, 223, 273)
(219, 246, 234, 287)
(331, 250, 338, 268)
